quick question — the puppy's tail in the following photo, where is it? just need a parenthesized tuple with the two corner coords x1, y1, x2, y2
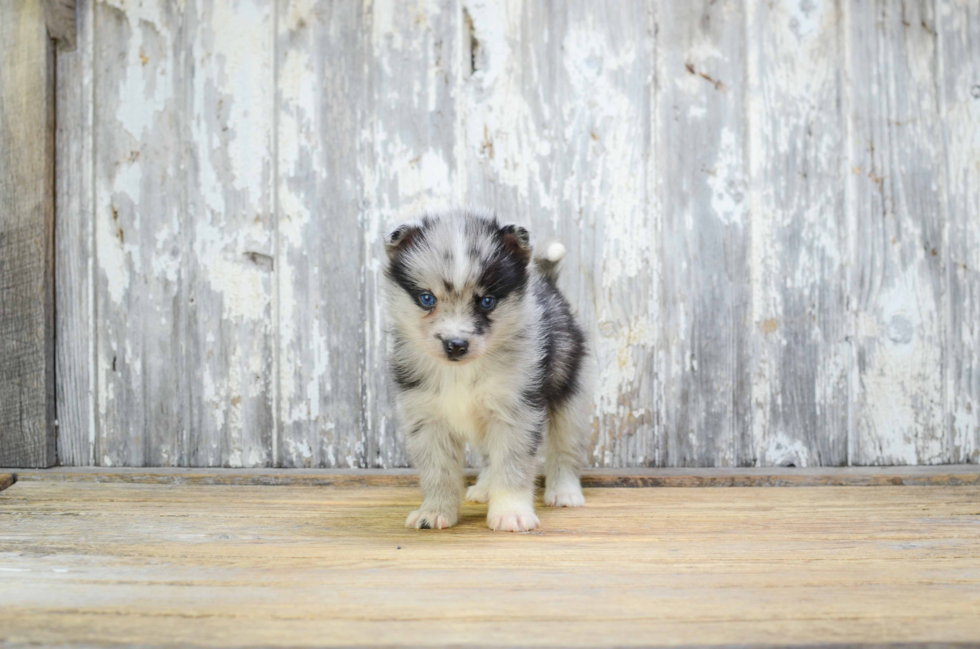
(535, 241, 566, 283)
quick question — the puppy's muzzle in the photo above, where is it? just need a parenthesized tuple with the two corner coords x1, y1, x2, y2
(442, 338, 469, 361)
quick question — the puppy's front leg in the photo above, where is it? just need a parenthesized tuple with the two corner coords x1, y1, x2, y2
(405, 421, 464, 530)
(482, 416, 543, 532)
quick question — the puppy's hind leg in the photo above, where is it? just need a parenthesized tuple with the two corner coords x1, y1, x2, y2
(405, 421, 465, 529)
(544, 393, 589, 508)
(465, 453, 491, 503)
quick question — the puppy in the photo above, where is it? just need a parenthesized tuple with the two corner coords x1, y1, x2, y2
(383, 208, 590, 532)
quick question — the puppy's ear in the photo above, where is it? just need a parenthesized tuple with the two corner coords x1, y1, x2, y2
(385, 221, 423, 260)
(500, 223, 533, 266)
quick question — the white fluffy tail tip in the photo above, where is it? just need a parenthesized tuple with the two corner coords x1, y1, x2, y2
(545, 242, 566, 263)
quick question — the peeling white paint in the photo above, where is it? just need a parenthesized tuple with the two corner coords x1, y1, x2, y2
(193, 221, 270, 323)
(594, 315, 654, 419)
(208, 0, 273, 198)
(563, 20, 647, 290)
(110, 1, 171, 140)
(306, 313, 330, 423)
(463, 0, 554, 210)
(857, 266, 945, 465)
(707, 128, 747, 228)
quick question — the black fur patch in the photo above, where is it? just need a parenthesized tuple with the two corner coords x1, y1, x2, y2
(499, 223, 532, 265)
(392, 362, 422, 391)
(524, 280, 587, 411)
(385, 220, 433, 298)
(470, 222, 532, 334)
(529, 425, 543, 455)
(520, 386, 546, 411)
(390, 336, 422, 391)
(466, 215, 531, 298)
(478, 243, 528, 302)
(472, 304, 490, 335)
(387, 253, 421, 297)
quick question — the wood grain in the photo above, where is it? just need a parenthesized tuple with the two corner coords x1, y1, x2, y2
(276, 0, 370, 468)
(848, 0, 947, 465)
(659, 0, 747, 468)
(745, 0, 849, 467)
(89, 0, 277, 468)
(0, 0, 57, 468)
(559, 0, 656, 468)
(183, 0, 276, 468)
(1, 481, 980, 647)
(940, 0, 980, 465)
(55, 0, 95, 467)
(0, 474, 14, 492)
(93, 0, 184, 467)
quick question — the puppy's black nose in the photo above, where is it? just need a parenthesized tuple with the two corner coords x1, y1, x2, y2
(443, 338, 469, 360)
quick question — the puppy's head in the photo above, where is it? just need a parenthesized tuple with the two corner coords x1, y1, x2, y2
(384, 211, 533, 366)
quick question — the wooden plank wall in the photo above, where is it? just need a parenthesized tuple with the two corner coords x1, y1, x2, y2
(53, 0, 979, 468)
(0, 0, 57, 468)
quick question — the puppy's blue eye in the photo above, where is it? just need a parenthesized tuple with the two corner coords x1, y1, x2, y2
(418, 292, 436, 308)
(479, 295, 496, 310)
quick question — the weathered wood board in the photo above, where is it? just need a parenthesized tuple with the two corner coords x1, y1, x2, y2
(746, 0, 849, 468)
(55, 0, 94, 467)
(2, 481, 980, 647)
(941, 0, 980, 465)
(51, 0, 980, 468)
(848, 0, 947, 466)
(275, 0, 369, 470)
(0, 0, 57, 468)
(659, 0, 747, 468)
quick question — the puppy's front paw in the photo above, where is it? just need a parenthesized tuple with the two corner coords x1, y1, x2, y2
(487, 509, 539, 532)
(544, 480, 585, 507)
(406, 509, 457, 530)
(465, 483, 490, 503)
(487, 494, 539, 532)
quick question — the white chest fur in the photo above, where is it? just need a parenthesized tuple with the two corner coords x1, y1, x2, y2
(433, 376, 485, 441)
(407, 361, 522, 443)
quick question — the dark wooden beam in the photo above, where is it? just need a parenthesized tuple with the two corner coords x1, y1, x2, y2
(0, 474, 14, 492)
(41, 0, 76, 51)
(0, 0, 57, 468)
(5, 465, 980, 488)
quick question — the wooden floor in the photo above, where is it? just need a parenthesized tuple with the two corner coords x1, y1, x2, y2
(1, 477, 980, 647)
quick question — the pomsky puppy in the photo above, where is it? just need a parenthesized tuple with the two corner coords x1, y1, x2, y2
(383, 208, 590, 532)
